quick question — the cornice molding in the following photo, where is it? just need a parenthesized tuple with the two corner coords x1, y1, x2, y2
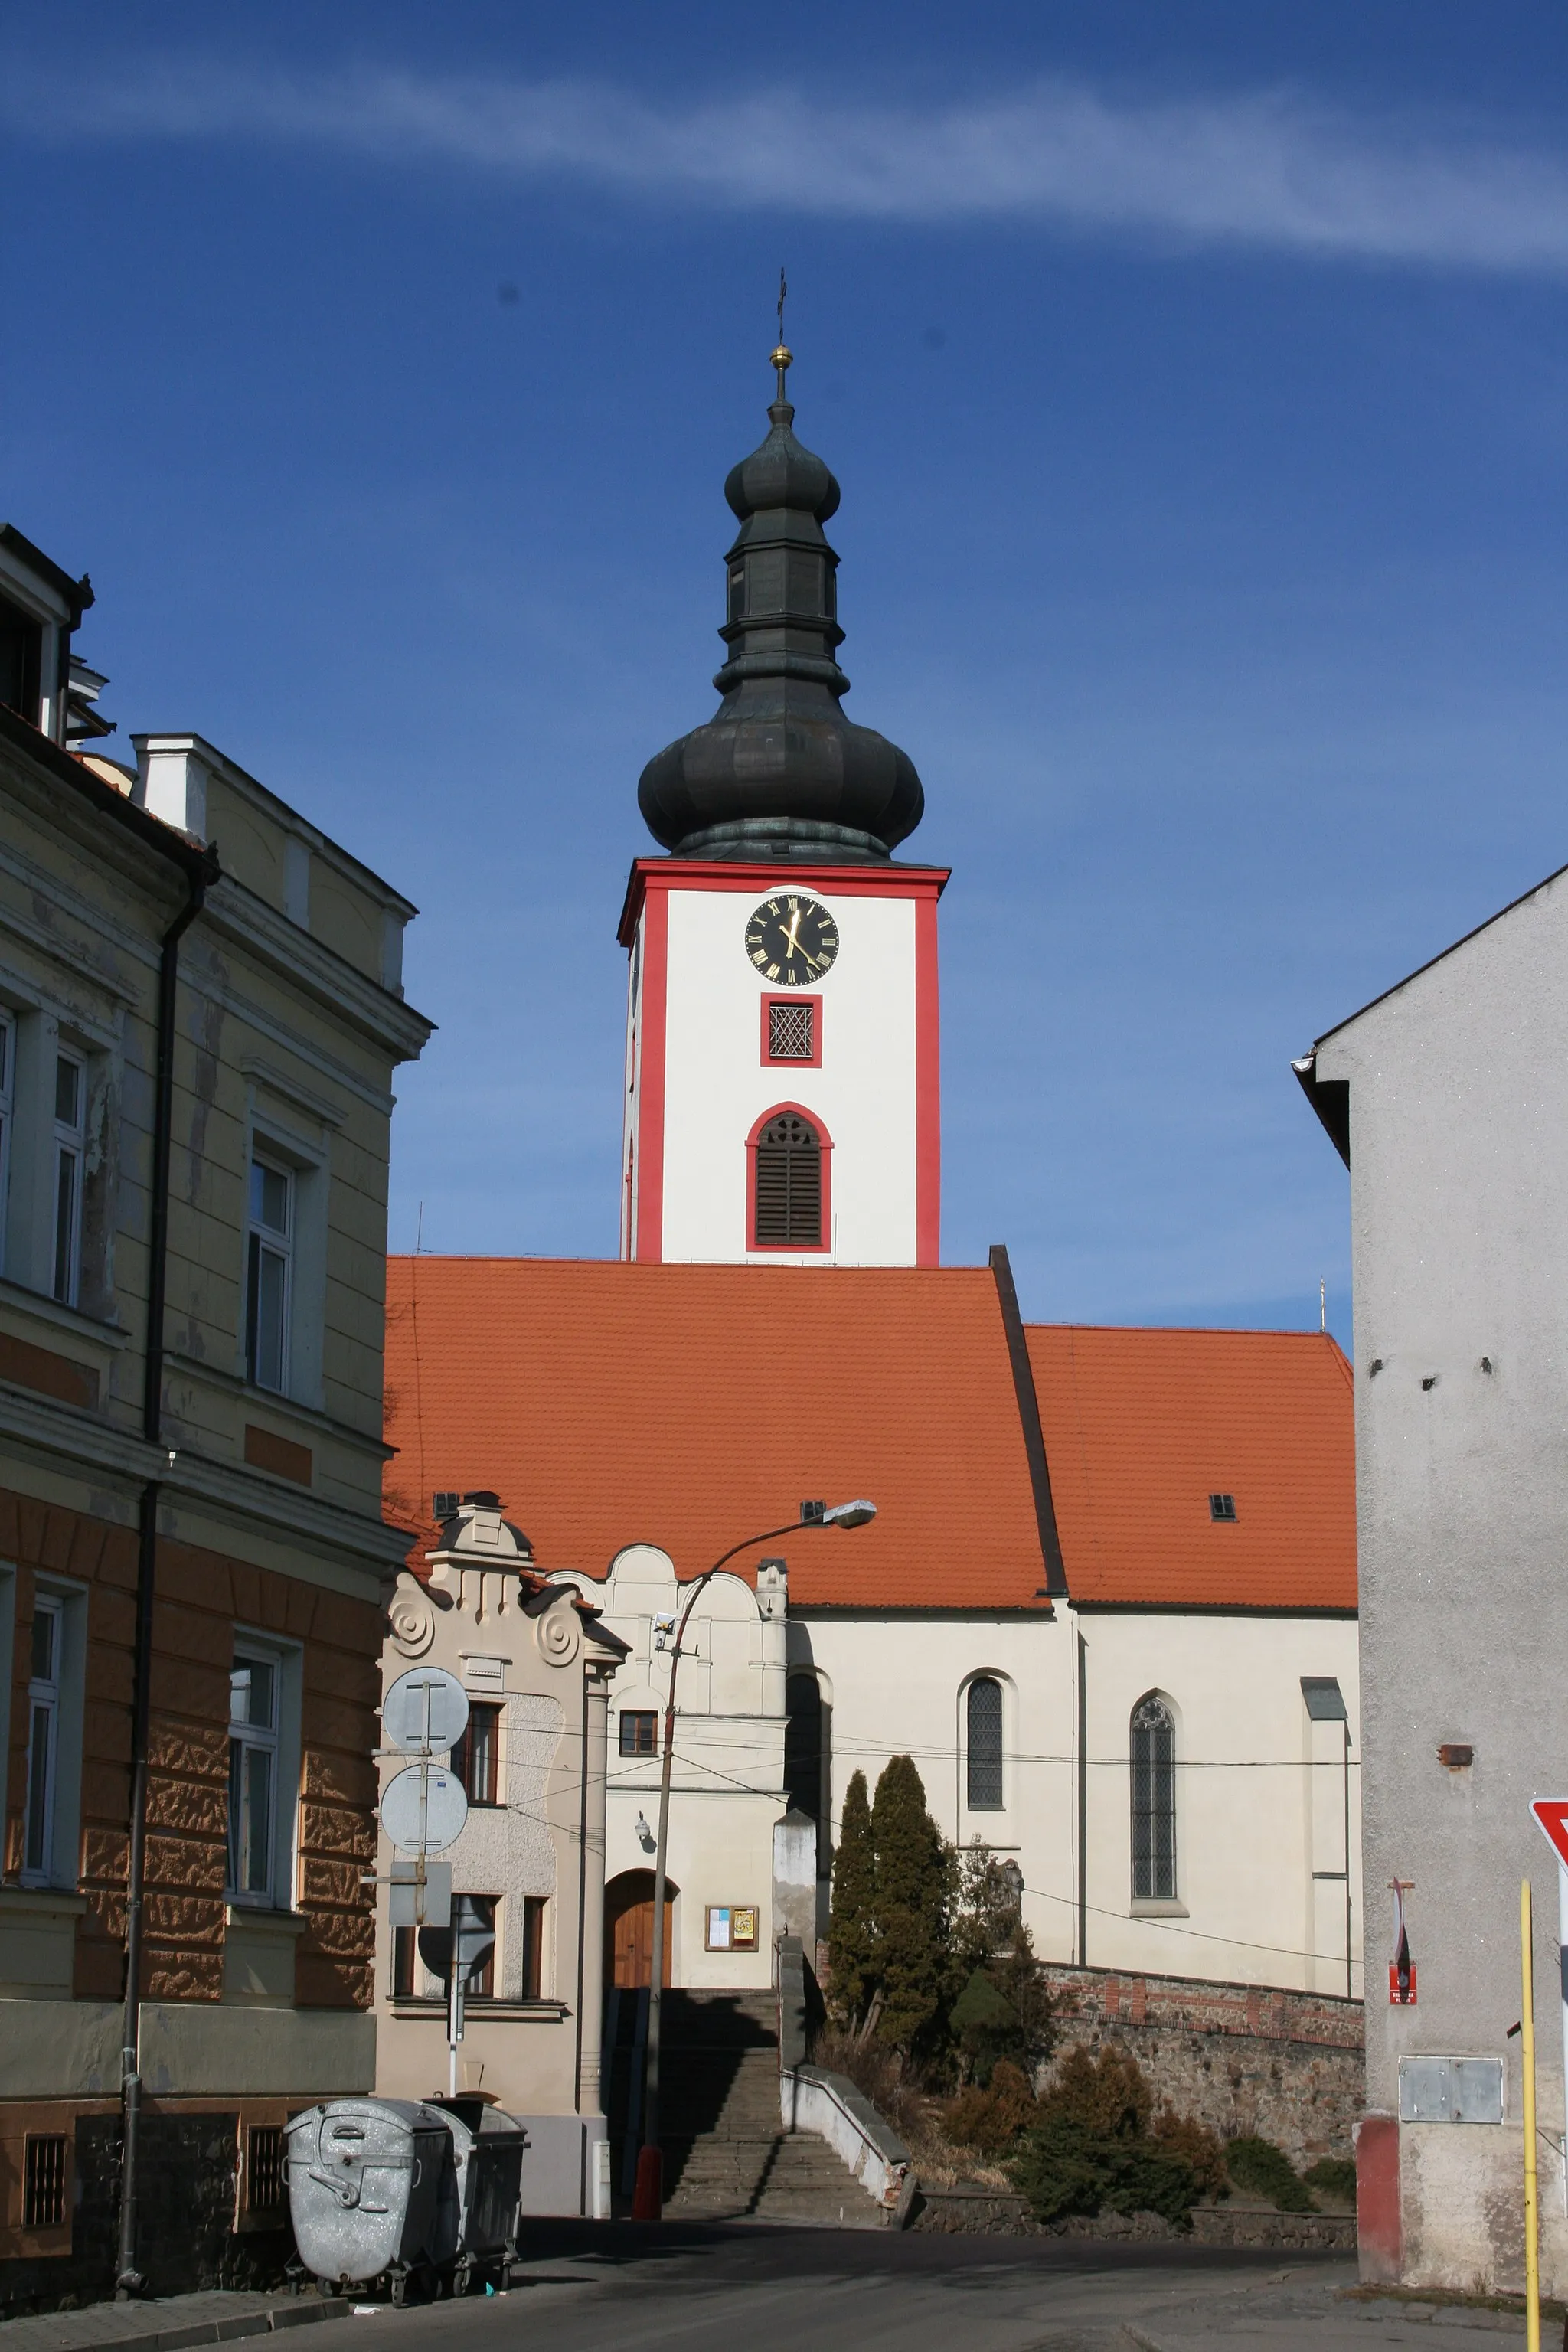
(202, 878, 432, 1063)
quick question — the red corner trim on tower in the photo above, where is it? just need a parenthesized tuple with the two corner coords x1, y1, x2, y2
(916, 887, 941, 1265)
(634, 885, 669, 1262)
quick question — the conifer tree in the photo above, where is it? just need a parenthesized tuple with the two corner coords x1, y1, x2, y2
(827, 1768, 877, 2029)
(870, 1754, 953, 2056)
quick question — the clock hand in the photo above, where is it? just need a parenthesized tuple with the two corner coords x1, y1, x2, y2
(781, 910, 802, 959)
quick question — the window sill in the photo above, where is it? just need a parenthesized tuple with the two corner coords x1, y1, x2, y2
(1129, 1899, 1188, 1918)
(0, 1886, 87, 1916)
(224, 1904, 309, 1936)
(388, 1998, 567, 2022)
(0, 1275, 130, 1349)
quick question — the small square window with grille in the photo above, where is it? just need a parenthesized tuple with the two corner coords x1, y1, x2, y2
(24, 2135, 67, 2230)
(1209, 1492, 1237, 1521)
(247, 2125, 286, 2213)
(768, 1001, 815, 1062)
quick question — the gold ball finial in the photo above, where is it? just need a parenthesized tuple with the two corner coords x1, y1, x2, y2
(771, 343, 792, 373)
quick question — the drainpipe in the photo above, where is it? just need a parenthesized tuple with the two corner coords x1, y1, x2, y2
(1076, 1629, 1088, 1969)
(116, 870, 207, 2299)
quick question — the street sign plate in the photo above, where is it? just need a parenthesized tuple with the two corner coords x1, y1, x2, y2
(381, 1761, 469, 1854)
(1532, 1799, 1568, 1869)
(389, 1859, 452, 1928)
(418, 1895, 497, 1989)
(384, 1667, 469, 1756)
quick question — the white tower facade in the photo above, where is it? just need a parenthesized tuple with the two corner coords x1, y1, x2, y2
(619, 857, 945, 1266)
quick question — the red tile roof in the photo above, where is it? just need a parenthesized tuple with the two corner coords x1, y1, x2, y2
(1027, 1324, 1356, 1609)
(383, 1258, 1049, 1610)
(381, 1259, 1356, 1614)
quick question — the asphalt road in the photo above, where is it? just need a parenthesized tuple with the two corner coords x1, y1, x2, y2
(341, 2223, 1530, 2351)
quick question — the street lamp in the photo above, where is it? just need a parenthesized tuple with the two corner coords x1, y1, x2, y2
(632, 1498, 877, 2221)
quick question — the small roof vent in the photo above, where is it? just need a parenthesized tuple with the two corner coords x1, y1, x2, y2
(1208, 1492, 1237, 1522)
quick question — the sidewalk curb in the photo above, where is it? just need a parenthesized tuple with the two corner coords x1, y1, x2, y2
(2, 2301, 351, 2352)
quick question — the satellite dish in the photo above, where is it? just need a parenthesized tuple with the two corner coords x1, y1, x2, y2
(380, 1761, 469, 1855)
(384, 1667, 469, 1756)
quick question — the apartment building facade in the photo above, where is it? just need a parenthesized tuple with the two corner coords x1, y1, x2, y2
(0, 524, 431, 2308)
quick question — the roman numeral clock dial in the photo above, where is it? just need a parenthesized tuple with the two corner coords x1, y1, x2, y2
(743, 894, 839, 987)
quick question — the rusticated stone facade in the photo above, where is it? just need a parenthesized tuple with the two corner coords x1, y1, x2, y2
(1040, 1965, 1364, 2165)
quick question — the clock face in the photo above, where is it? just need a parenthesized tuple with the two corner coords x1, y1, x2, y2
(743, 893, 839, 988)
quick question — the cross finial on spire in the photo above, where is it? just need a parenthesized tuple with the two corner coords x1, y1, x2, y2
(770, 264, 792, 402)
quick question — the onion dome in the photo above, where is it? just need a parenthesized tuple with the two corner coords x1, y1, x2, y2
(638, 348, 924, 864)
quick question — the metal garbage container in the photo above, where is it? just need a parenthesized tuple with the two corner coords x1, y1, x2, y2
(285, 2097, 451, 2301)
(426, 2096, 529, 2294)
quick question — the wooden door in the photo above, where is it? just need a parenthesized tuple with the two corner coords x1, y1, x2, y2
(606, 1873, 675, 1988)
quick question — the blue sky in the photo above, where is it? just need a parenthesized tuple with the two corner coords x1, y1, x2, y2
(8, 3, 1568, 1342)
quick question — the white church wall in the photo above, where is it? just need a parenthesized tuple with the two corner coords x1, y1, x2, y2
(1076, 1610, 1363, 1997)
(658, 881, 920, 1264)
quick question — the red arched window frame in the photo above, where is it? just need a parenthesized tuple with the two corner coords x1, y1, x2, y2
(745, 1102, 834, 1253)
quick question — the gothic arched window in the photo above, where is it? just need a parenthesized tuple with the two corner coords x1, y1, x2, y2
(1131, 1692, 1178, 1901)
(966, 1676, 1004, 1811)
(753, 1109, 823, 1247)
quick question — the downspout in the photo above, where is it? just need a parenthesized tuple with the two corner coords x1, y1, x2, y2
(116, 867, 208, 2298)
(1076, 1629, 1088, 1969)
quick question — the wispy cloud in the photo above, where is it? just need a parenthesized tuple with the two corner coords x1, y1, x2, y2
(17, 58, 1568, 273)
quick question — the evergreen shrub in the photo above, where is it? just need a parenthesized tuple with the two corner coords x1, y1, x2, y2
(1223, 2135, 1313, 2210)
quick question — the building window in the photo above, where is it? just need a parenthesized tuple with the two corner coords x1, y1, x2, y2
(228, 1649, 280, 1903)
(619, 1710, 658, 1757)
(520, 1895, 546, 2000)
(1209, 1492, 1237, 1521)
(463, 1895, 498, 2000)
(51, 1053, 84, 1306)
(23, 2135, 67, 2231)
(0, 595, 44, 729)
(246, 1155, 292, 1392)
(753, 1110, 823, 1247)
(453, 1702, 501, 1805)
(0, 1012, 12, 1276)
(1131, 1692, 1178, 1902)
(768, 1001, 815, 1063)
(22, 1597, 63, 1883)
(966, 1676, 1004, 1811)
(392, 1925, 416, 1998)
(247, 2125, 286, 2215)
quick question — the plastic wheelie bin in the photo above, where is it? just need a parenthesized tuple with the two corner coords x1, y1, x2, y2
(426, 2096, 529, 2295)
(284, 2098, 451, 2301)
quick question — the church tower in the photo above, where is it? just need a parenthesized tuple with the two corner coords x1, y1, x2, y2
(619, 345, 946, 1266)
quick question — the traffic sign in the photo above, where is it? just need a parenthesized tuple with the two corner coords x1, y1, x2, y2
(418, 1895, 496, 1990)
(1532, 1800, 1568, 1869)
(380, 1760, 469, 1855)
(389, 1859, 452, 1929)
(384, 1667, 469, 1756)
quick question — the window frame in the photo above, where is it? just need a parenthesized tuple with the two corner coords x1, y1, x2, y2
(965, 1674, 1006, 1813)
(1130, 1690, 1179, 1906)
(746, 1100, 833, 1254)
(760, 992, 824, 1070)
(0, 1009, 13, 1279)
(520, 1895, 546, 2001)
(244, 1150, 293, 1394)
(619, 1710, 658, 1758)
(50, 1049, 85, 1308)
(453, 1700, 502, 1806)
(227, 1633, 301, 1910)
(21, 1595, 63, 1885)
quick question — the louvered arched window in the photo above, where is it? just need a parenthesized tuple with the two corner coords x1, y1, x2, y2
(752, 1110, 824, 1247)
(966, 1676, 1004, 1810)
(1131, 1692, 1178, 1901)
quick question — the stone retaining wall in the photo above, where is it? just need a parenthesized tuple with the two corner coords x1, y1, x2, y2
(1039, 1965, 1365, 2166)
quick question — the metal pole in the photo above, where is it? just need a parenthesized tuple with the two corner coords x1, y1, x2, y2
(1344, 1722, 1354, 2003)
(1559, 1863, 1568, 2217)
(1522, 1878, 1540, 2352)
(633, 1515, 818, 2221)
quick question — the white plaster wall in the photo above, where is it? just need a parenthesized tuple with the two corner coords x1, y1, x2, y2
(1076, 1612, 1363, 1994)
(658, 882, 920, 1264)
(566, 1547, 787, 1988)
(1317, 869, 1568, 2295)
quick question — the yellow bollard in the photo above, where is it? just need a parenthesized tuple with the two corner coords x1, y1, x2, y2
(1522, 1877, 1540, 2352)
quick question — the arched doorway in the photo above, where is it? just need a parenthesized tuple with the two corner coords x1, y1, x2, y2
(605, 1868, 677, 1988)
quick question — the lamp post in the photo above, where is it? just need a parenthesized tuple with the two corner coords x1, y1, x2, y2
(632, 1498, 876, 2221)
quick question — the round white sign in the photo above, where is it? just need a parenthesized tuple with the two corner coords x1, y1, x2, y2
(380, 1761, 469, 1855)
(383, 1667, 469, 1756)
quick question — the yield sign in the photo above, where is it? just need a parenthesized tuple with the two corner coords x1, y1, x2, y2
(1530, 1798, 1568, 1868)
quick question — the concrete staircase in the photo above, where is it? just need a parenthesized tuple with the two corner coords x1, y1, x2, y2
(618, 1990, 887, 2227)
